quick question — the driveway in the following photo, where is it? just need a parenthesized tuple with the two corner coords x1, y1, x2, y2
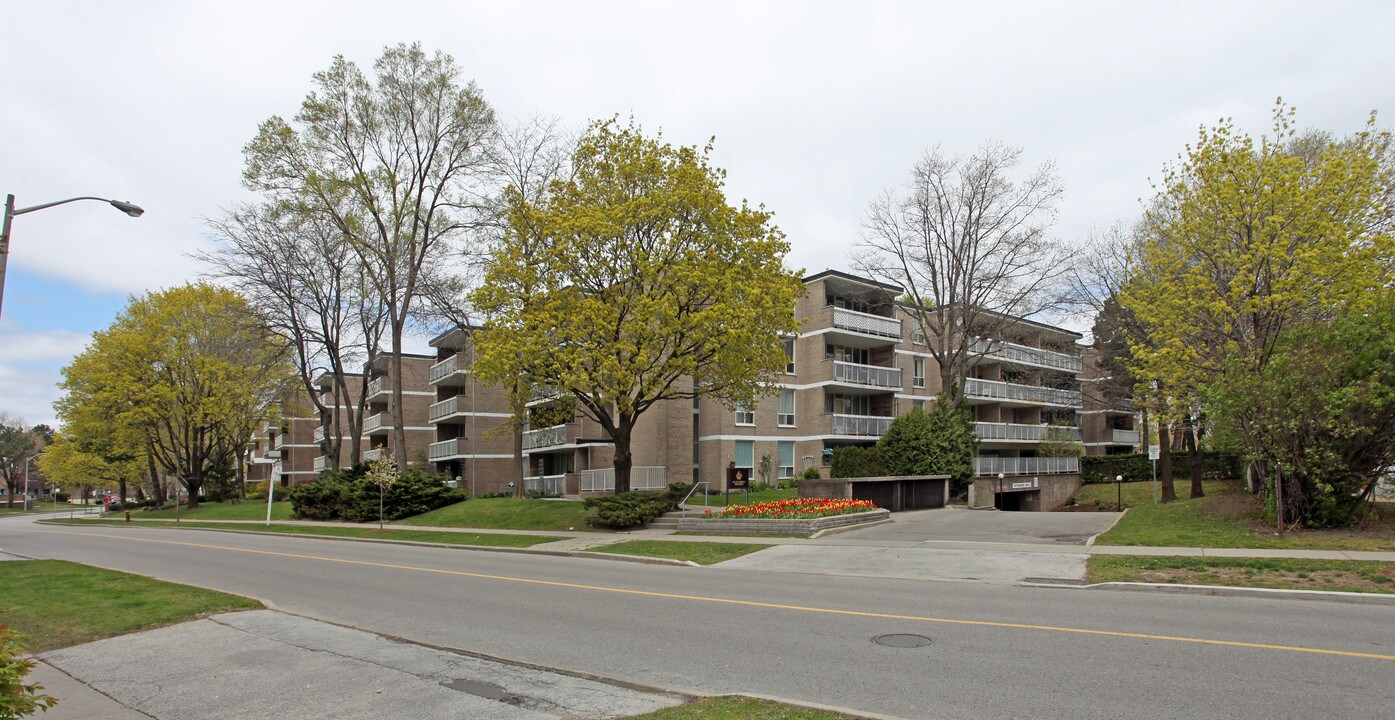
(822, 507, 1122, 546)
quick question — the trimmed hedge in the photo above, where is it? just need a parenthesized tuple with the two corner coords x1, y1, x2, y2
(1080, 452, 1243, 484)
(584, 483, 692, 529)
(286, 465, 466, 522)
(830, 446, 885, 479)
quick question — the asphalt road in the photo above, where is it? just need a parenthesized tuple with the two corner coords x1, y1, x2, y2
(3, 515, 1392, 720)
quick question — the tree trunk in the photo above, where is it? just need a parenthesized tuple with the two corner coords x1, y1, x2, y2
(390, 323, 409, 471)
(185, 469, 202, 510)
(148, 453, 165, 506)
(1158, 424, 1176, 503)
(512, 387, 526, 499)
(118, 477, 128, 504)
(1183, 425, 1204, 499)
(612, 425, 633, 494)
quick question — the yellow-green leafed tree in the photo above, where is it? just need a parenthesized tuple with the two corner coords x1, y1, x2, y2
(1122, 101, 1395, 501)
(36, 436, 134, 503)
(472, 119, 804, 493)
(56, 284, 293, 509)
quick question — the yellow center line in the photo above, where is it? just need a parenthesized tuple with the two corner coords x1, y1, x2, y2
(38, 527, 1395, 662)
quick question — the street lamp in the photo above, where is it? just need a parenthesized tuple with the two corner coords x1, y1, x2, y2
(996, 472, 1004, 510)
(0, 193, 145, 319)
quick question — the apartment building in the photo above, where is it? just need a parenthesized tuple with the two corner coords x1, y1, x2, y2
(246, 398, 320, 487)
(1079, 346, 1142, 455)
(357, 353, 437, 465)
(426, 328, 516, 496)
(693, 270, 1088, 491)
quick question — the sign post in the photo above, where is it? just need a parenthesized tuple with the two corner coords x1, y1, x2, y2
(726, 466, 750, 505)
(1148, 444, 1160, 505)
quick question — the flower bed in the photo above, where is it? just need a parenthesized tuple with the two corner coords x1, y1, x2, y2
(704, 498, 877, 520)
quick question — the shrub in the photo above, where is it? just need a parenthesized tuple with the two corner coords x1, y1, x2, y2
(286, 465, 466, 522)
(54, 492, 68, 503)
(0, 625, 58, 719)
(830, 446, 885, 478)
(583, 484, 691, 529)
(799, 467, 822, 480)
(877, 403, 977, 496)
(1080, 453, 1242, 484)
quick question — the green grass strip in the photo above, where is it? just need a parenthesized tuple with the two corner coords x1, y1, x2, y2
(1088, 555, 1395, 594)
(0, 560, 261, 652)
(624, 696, 860, 719)
(587, 540, 768, 565)
(396, 497, 591, 531)
(41, 519, 560, 548)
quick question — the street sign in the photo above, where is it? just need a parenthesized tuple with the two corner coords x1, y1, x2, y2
(1148, 445, 1161, 460)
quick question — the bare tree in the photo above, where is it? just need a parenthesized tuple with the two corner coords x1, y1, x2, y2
(856, 142, 1069, 410)
(243, 43, 497, 470)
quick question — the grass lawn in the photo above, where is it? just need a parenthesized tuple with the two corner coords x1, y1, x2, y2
(588, 540, 768, 565)
(397, 497, 590, 531)
(1072, 480, 1395, 551)
(682, 487, 799, 508)
(1088, 555, 1395, 594)
(624, 696, 861, 719)
(0, 560, 261, 652)
(139, 500, 294, 521)
(41, 518, 560, 548)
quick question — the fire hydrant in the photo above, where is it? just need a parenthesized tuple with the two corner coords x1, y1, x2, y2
(125, 510, 131, 522)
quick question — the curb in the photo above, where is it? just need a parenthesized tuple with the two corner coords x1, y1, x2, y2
(35, 521, 700, 568)
(1084, 581, 1395, 606)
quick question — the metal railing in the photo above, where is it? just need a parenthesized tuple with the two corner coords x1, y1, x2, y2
(363, 412, 386, 434)
(429, 355, 464, 384)
(313, 425, 326, 443)
(974, 422, 1081, 442)
(362, 447, 385, 462)
(428, 396, 461, 422)
(963, 378, 1082, 407)
(969, 337, 1083, 373)
(579, 466, 668, 493)
(313, 455, 327, 472)
(522, 424, 569, 450)
(832, 413, 894, 436)
(523, 474, 566, 496)
(832, 307, 901, 339)
(273, 432, 285, 449)
(428, 438, 464, 461)
(832, 361, 902, 389)
(974, 456, 1079, 477)
(366, 377, 387, 399)
(1111, 428, 1142, 445)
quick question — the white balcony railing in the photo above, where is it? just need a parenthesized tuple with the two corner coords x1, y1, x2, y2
(523, 424, 568, 451)
(974, 456, 1080, 477)
(313, 425, 326, 443)
(969, 337, 1083, 373)
(579, 467, 667, 493)
(363, 412, 386, 434)
(832, 361, 902, 389)
(313, 455, 327, 472)
(964, 378, 1082, 407)
(832, 307, 901, 339)
(523, 474, 566, 496)
(362, 447, 385, 462)
(428, 438, 465, 461)
(366, 377, 387, 399)
(428, 396, 461, 422)
(1111, 428, 1142, 445)
(429, 355, 465, 384)
(974, 422, 1081, 442)
(832, 413, 894, 436)
(273, 432, 284, 449)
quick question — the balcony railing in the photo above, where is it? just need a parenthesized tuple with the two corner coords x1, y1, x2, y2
(313, 425, 326, 443)
(362, 447, 385, 462)
(832, 413, 894, 436)
(523, 424, 569, 450)
(313, 455, 327, 472)
(963, 378, 1082, 407)
(429, 355, 466, 384)
(974, 422, 1081, 442)
(974, 456, 1080, 477)
(579, 467, 667, 493)
(428, 396, 462, 422)
(832, 307, 901, 339)
(832, 361, 902, 389)
(1111, 428, 1142, 445)
(366, 377, 387, 400)
(969, 337, 1083, 373)
(273, 432, 284, 449)
(363, 413, 387, 434)
(524, 474, 566, 496)
(428, 438, 465, 461)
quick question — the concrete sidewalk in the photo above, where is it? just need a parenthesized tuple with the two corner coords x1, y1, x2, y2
(36, 610, 681, 720)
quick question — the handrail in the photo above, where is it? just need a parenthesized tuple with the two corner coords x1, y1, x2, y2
(681, 481, 711, 517)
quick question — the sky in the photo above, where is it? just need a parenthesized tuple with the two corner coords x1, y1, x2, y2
(3, 0, 1393, 428)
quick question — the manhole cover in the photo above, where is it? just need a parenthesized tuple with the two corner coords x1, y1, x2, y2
(873, 633, 933, 648)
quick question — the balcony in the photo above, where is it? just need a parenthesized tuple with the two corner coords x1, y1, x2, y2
(313, 455, 327, 472)
(524, 474, 567, 496)
(428, 438, 466, 461)
(273, 432, 284, 449)
(974, 422, 1081, 443)
(963, 378, 1082, 408)
(578, 467, 667, 493)
(428, 396, 466, 422)
(313, 425, 326, 443)
(832, 413, 894, 436)
(363, 412, 388, 435)
(974, 456, 1079, 477)
(429, 355, 468, 386)
(1110, 428, 1142, 445)
(523, 424, 568, 451)
(832, 307, 901, 340)
(832, 361, 902, 390)
(366, 377, 388, 401)
(969, 337, 1083, 373)
(362, 447, 385, 462)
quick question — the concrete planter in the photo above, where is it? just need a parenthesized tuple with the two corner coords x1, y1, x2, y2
(676, 508, 890, 536)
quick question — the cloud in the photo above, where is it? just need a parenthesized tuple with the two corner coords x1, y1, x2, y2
(0, 325, 91, 427)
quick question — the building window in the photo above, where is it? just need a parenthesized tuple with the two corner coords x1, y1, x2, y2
(778, 389, 795, 427)
(778, 441, 795, 479)
(911, 326, 926, 345)
(913, 399, 925, 411)
(913, 357, 925, 388)
(783, 337, 796, 374)
(735, 403, 754, 426)
(735, 440, 754, 470)
(828, 393, 871, 416)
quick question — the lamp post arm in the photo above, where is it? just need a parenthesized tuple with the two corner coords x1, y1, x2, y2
(10, 196, 116, 216)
